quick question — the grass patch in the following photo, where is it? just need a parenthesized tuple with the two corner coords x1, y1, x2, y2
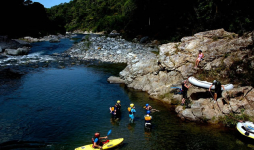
(151, 51, 159, 55)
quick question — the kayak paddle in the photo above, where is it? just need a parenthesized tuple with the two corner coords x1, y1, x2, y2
(107, 130, 112, 136)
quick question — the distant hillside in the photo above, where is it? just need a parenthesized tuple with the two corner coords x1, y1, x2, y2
(47, 0, 254, 41)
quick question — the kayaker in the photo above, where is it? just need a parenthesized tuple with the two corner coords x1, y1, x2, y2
(128, 103, 136, 123)
(144, 110, 152, 127)
(209, 80, 225, 102)
(92, 132, 108, 149)
(181, 80, 192, 106)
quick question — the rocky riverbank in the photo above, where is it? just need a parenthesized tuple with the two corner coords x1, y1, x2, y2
(0, 34, 77, 56)
(46, 29, 254, 124)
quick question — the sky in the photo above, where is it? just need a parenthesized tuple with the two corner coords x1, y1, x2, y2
(32, 0, 71, 8)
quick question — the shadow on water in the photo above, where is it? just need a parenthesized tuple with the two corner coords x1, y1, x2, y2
(0, 140, 47, 150)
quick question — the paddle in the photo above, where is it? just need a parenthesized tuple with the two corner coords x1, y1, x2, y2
(107, 130, 112, 136)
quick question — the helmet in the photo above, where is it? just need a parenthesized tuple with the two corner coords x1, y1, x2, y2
(117, 100, 120, 104)
(147, 110, 151, 114)
(213, 80, 217, 84)
(130, 103, 134, 107)
(146, 104, 149, 107)
(94, 132, 100, 138)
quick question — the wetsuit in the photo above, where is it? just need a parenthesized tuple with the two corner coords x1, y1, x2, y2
(182, 83, 188, 99)
(213, 81, 222, 97)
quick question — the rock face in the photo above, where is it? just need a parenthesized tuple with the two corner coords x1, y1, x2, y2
(107, 76, 125, 84)
(4, 47, 30, 56)
(66, 28, 254, 123)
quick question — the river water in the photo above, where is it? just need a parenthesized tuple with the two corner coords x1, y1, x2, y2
(0, 35, 252, 150)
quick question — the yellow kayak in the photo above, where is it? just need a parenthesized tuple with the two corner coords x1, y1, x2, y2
(75, 138, 124, 150)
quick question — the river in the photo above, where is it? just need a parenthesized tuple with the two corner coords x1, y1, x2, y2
(0, 35, 252, 150)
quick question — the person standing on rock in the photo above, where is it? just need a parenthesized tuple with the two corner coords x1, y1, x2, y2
(181, 80, 192, 106)
(209, 80, 225, 103)
(195, 50, 204, 68)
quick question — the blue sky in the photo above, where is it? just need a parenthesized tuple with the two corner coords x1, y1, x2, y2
(32, 0, 71, 8)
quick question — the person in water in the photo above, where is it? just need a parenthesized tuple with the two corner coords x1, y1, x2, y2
(181, 80, 192, 106)
(144, 110, 152, 127)
(115, 100, 121, 111)
(109, 104, 118, 116)
(195, 50, 204, 68)
(128, 103, 136, 123)
(145, 104, 152, 111)
(209, 80, 225, 102)
(92, 132, 108, 149)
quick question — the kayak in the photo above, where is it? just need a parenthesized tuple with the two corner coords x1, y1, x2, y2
(75, 138, 124, 150)
(237, 121, 254, 139)
(188, 76, 233, 90)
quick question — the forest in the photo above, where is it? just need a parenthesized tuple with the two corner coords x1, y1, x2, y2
(46, 0, 254, 41)
(1, 0, 254, 41)
(0, 0, 65, 38)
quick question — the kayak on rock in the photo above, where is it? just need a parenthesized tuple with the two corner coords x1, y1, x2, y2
(188, 76, 233, 90)
(237, 121, 254, 139)
(75, 138, 124, 150)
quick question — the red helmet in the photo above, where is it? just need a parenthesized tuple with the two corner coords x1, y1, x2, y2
(94, 132, 100, 138)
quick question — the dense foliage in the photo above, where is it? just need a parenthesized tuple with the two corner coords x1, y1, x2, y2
(1, 0, 253, 40)
(0, 0, 65, 38)
(47, 0, 254, 41)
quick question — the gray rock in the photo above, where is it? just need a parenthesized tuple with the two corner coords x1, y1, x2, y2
(107, 76, 125, 84)
(140, 36, 149, 43)
(49, 38, 60, 43)
(5, 49, 20, 55)
(182, 109, 197, 121)
(17, 47, 30, 55)
(192, 108, 203, 118)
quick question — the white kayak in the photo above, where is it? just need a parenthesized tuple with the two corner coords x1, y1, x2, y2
(188, 77, 233, 90)
(237, 121, 254, 139)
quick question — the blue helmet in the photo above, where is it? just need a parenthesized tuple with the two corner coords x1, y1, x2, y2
(146, 104, 149, 107)
(146, 110, 150, 114)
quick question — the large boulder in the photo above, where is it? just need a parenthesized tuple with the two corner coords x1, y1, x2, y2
(5, 47, 30, 55)
(182, 109, 197, 121)
(107, 76, 125, 84)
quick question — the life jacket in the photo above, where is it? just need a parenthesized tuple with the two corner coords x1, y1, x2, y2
(92, 137, 100, 147)
(144, 115, 151, 121)
(111, 107, 115, 111)
(128, 107, 133, 114)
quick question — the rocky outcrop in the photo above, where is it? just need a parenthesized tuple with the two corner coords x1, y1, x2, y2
(120, 28, 254, 123)
(0, 36, 31, 55)
(65, 28, 254, 124)
(5, 47, 30, 55)
(107, 76, 125, 84)
(22, 34, 76, 43)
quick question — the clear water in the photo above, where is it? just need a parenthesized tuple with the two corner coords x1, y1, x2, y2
(0, 36, 253, 150)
